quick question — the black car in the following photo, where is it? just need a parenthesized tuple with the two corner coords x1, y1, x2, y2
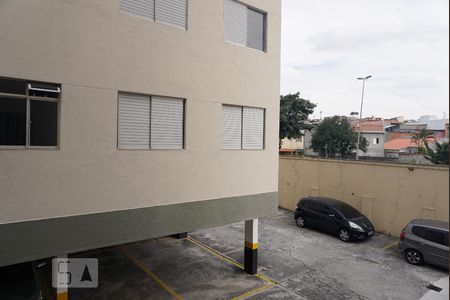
(294, 197, 375, 242)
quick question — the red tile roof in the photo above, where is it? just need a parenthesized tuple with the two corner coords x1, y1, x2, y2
(352, 121, 385, 132)
(384, 139, 417, 150)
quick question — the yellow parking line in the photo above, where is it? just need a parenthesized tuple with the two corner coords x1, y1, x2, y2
(255, 274, 276, 285)
(186, 237, 278, 299)
(383, 241, 398, 250)
(186, 237, 245, 270)
(231, 282, 276, 300)
(119, 246, 183, 300)
(186, 237, 276, 286)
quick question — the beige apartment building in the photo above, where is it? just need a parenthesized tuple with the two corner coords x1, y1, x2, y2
(0, 0, 281, 278)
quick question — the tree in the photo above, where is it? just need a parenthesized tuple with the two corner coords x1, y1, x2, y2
(423, 141, 449, 165)
(279, 93, 316, 148)
(411, 129, 435, 147)
(311, 116, 368, 158)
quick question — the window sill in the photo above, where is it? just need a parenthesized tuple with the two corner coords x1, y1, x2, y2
(117, 148, 186, 151)
(221, 149, 266, 151)
(0, 146, 59, 150)
(224, 40, 267, 53)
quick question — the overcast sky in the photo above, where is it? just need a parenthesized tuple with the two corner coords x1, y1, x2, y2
(281, 0, 449, 120)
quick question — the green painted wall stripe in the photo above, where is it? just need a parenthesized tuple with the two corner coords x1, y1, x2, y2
(0, 192, 277, 267)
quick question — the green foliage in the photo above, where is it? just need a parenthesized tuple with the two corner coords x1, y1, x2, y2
(423, 141, 449, 165)
(311, 116, 368, 158)
(411, 129, 435, 147)
(279, 93, 316, 147)
(417, 146, 427, 155)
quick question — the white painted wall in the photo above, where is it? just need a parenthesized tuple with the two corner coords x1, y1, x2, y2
(0, 0, 281, 223)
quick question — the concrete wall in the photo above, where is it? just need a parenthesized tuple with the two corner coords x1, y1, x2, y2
(281, 137, 304, 150)
(0, 0, 281, 224)
(359, 132, 385, 158)
(279, 157, 449, 236)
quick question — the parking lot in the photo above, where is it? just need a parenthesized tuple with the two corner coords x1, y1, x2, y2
(68, 209, 447, 299)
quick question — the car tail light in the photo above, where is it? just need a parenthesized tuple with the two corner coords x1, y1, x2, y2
(400, 231, 406, 241)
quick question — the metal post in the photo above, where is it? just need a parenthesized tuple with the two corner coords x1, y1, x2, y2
(356, 76, 372, 160)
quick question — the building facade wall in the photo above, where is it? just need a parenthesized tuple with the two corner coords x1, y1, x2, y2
(0, 0, 281, 265)
(359, 132, 385, 157)
(279, 157, 449, 236)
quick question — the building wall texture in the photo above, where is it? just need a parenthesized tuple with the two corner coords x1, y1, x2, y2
(279, 157, 449, 236)
(359, 132, 385, 158)
(0, 0, 281, 265)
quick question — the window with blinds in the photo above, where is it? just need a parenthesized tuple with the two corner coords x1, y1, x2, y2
(221, 105, 265, 150)
(120, 0, 187, 30)
(224, 0, 266, 52)
(151, 97, 184, 149)
(221, 105, 242, 150)
(118, 93, 185, 150)
(242, 107, 264, 149)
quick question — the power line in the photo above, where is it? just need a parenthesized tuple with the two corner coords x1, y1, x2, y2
(367, 81, 445, 115)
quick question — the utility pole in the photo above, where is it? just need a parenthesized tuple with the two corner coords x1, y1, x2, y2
(355, 75, 372, 160)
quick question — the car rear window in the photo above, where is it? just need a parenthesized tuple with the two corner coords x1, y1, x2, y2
(298, 199, 308, 208)
(335, 203, 361, 219)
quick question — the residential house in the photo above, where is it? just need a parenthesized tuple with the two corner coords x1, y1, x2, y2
(280, 135, 304, 152)
(384, 139, 418, 158)
(419, 116, 450, 139)
(352, 119, 386, 158)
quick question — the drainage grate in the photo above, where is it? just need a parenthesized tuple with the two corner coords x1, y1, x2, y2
(426, 283, 443, 292)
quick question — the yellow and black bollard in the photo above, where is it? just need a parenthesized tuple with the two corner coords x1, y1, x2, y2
(244, 219, 258, 275)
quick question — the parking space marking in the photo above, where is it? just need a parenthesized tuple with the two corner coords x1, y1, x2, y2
(186, 237, 275, 284)
(186, 237, 278, 299)
(119, 246, 183, 300)
(186, 237, 245, 270)
(383, 241, 398, 250)
(231, 283, 276, 300)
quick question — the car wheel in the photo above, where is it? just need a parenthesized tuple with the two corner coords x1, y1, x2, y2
(296, 216, 306, 228)
(405, 249, 424, 266)
(338, 228, 351, 242)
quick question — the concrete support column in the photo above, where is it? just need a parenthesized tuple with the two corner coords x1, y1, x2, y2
(244, 219, 258, 275)
(52, 255, 69, 300)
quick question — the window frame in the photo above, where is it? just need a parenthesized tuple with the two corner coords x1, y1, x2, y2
(117, 92, 186, 151)
(0, 78, 60, 150)
(221, 104, 265, 151)
(119, 0, 189, 31)
(223, 0, 268, 52)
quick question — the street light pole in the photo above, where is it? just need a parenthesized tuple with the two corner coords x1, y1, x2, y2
(355, 75, 372, 160)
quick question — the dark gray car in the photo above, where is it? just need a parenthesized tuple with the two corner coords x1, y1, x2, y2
(398, 219, 449, 269)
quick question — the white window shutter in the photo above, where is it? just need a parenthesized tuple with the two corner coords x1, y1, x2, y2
(120, 0, 155, 20)
(151, 97, 184, 149)
(224, 0, 247, 46)
(221, 105, 242, 149)
(118, 93, 151, 149)
(247, 8, 265, 51)
(155, 0, 187, 29)
(243, 107, 264, 149)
